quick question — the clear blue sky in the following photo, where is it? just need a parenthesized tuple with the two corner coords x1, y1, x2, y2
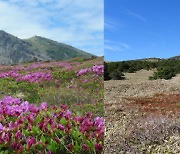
(105, 0, 180, 61)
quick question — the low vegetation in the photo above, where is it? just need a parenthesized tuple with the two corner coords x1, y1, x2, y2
(104, 59, 180, 80)
(0, 57, 104, 153)
(104, 73, 180, 153)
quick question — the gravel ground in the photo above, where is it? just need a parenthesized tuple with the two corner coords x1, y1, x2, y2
(104, 70, 180, 153)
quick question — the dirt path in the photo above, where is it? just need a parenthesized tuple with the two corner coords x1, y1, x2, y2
(104, 70, 180, 153)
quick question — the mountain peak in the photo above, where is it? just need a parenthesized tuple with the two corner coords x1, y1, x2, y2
(0, 30, 7, 34)
(30, 35, 42, 39)
(0, 30, 93, 65)
(0, 30, 11, 37)
(27, 35, 58, 44)
(0, 30, 19, 40)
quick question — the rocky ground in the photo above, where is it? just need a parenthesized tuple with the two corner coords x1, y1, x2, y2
(104, 70, 180, 153)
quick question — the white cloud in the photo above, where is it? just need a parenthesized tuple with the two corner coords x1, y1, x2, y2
(105, 21, 116, 31)
(105, 40, 130, 52)
(123, 9, 146, 22)
(105, 18, 119, 31)
(0, 0, 103, 56)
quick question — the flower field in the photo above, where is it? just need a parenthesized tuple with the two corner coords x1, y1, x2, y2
(0, 57, 104, 153)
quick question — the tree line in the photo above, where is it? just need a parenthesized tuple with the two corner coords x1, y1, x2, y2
(104, 59, 180, 80)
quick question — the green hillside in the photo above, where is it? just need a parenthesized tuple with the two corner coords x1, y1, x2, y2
(0, 30, 94, 65)
(24, 36, 93, 60)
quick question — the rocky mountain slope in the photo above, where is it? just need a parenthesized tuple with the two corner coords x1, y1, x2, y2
(0, 30, 93, 64)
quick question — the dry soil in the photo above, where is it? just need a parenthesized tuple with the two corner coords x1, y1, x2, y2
(104, 70, 180, 153)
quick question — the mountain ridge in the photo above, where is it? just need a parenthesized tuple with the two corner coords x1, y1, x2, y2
(0, 30, 93, 65)
(168, 55, 180, 60)
(105, 55, 180, 63)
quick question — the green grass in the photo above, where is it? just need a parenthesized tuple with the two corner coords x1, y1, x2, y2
(0, 58, 103, 116)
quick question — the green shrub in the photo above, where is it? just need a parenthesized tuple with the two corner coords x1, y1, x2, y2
(52, 69, 76, 84)
(150, 67, 176, 80)
(104, 62, 111, 81)
(0, 78, 40, 103)
(109, 68, 125, 80)
(105, 59, 180, 80)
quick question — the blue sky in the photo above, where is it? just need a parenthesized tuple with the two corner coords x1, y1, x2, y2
(0, 0, 103, 56)
(105, 0, 180, 61)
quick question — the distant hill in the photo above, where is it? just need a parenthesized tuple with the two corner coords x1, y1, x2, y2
(169, 55, 180, 60)
(138, 56, 180, 61)
(139, 56, 180, 61)
(106, 56, 180, 63)
(137, 58, 162, 62)
(0, 30, 93, 65)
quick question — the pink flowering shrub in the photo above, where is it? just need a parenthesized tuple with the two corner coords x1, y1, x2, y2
(76, 65, 104, 76)
(0, 62, 104, 85)
(0, 71, 52, 83)
(58, 62, 72, 69)
(0, 96, 104, 153)
(92, 65, 104, 75)
(16, 72, 52, 83)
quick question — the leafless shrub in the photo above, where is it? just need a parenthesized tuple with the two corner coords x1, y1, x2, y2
(112, 115, 180, 153)
(127, 115, 179, 143)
